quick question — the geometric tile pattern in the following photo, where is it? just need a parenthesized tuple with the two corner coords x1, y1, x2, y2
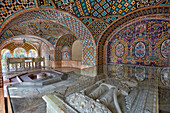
(0, 0, 167, 28)
(158, 0, 170, 5)
(55, 35, 76, 60)
(47, 37, 57, 45)
(108, 19, 169, 67)
(38, 0, 53, 7)
(73, 0, 95, 17)
(102, 16, 121, 24)
(88, 20, 109, 45)
(53, 0, 75, 13)
(91, 0, 112, 18)
(80, 17, 97, 26)
(0, 0, 36, 27)
(56, 35, 77, 47)
(111, 0, 136, 15)
(1, 9, 96, 65)
(0, 30, 13, 44)
(56, 46, 62, 60)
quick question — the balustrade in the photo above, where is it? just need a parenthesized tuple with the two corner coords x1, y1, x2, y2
(6, 57, 45, 71)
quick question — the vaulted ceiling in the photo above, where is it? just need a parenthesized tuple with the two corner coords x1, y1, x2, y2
(0, 0, 169, 66)
(7, 19, 73, 45)
(0, 0, 169, 46)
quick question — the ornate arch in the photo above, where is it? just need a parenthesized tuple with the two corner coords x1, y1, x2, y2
(97, 6, 169, 66)
(0, 9, 96, 65)
(106, 15, 169, 67)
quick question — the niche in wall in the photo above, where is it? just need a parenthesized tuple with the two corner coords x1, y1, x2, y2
(62, 46, 70, 60)
(72, 40, 82, 61)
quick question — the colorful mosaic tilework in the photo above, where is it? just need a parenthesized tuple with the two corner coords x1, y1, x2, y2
(63, 50, 70, 60)
(102, 16, 120, 24)
(48, 37, 57, 45)
(88, 20, 109, 45)
(56, 46, 62, 60)
(38, 0, 53, 7)
(80, 17, 97, 26)
(0, 30, 13, 44)
(158, 0, 170, 5)
(55, 35, 76, 60)
(8, 19, 73, 45)
(111, 0, 136, 15)
(56, 34, 77, 47)
(1, 0, 169, 29)
(62, 46, 70, 60)
(1, 9, 96, 65)
(73, 0, 95, 17)
(91, 0, 112, 18)
(0, 0, 36, 27)
(136, 0, 161, 8)
(53, 0, 75, 13)
(97, 10, 169, 66)
(108, 19, 169, 67)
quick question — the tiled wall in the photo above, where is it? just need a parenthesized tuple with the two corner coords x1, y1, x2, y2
(107, 19, 169, 67)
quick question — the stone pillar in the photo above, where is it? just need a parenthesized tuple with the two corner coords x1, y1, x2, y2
(55, 46, 62, 67)
(10, 51, 13, 57)
(38, 42, 42, 57)
(26, 51, 29, 57)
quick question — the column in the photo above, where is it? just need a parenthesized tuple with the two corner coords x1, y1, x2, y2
(26, 51, 29, 57)
(55, 46, 62, 67)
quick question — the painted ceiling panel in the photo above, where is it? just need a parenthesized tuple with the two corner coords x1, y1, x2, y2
(8, 19, 73, 44)
(3, 42, 35, 52)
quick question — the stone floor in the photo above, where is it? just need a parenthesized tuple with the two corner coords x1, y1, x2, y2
(3, 67, 80, 113)
(2, 65, 170, 113)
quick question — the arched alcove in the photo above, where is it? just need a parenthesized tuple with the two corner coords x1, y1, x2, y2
(62, 46, 70, 60)
(13, 47, 26, 58)
(1, 49, 11, 72)
(28, 49, 37, 57)
(72, 40, 82, 61)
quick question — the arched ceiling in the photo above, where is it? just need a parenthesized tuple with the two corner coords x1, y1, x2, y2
(56, 34, 77, 47)
(7, 19, 74, 45)
(0, 35, 54, 50)
(0, 0, 169, 45)
(0, 0, 169, 27)
(2, 42, 36, 52)
(0, 0, 169, 66)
